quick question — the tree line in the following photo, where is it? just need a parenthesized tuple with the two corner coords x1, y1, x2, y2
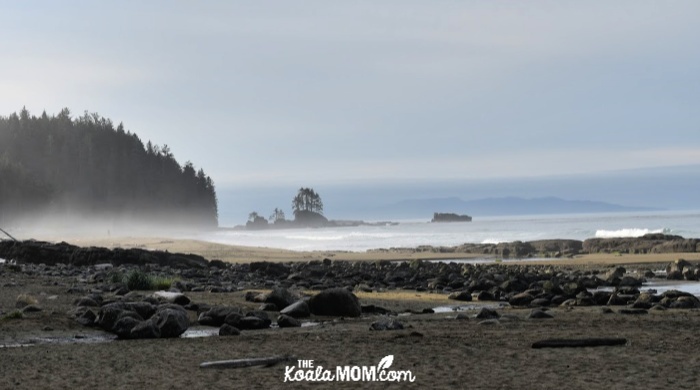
(0, 108, 218, 229)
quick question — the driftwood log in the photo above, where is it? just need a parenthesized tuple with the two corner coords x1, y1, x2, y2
(200, 355, 295, 369)
(532, 338, 627, 349)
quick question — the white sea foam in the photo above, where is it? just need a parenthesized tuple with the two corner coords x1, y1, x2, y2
(0, 258, 5, 264)
(594, 228, 669, 238)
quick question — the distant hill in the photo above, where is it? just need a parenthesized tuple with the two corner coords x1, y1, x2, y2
(383, 196, 661, 219)
(0, 108, 218, 229)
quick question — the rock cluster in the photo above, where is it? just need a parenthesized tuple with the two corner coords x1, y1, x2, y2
(0, 240, 209, 268)
(72, 294, 190, 339)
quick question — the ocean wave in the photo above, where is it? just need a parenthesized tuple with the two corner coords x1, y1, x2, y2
(481, 239, 503, 244)
(594, 228, 670, 238)
(284, 232, 405, 241)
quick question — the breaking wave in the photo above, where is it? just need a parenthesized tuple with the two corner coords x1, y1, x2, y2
(594, 228, 671, 238)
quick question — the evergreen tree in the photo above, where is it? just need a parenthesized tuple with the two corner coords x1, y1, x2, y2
(0, 108, 218, 229)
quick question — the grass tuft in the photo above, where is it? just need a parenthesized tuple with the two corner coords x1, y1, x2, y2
(2, 310, 24, 320)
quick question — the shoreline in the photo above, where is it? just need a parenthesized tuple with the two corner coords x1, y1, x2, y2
(12, 234, 700, 266)
(4, 235, 700, 389)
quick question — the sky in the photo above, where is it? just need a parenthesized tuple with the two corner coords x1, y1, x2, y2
(1, 1, 699, 191)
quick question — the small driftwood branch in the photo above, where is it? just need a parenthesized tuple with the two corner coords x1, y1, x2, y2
(0, 228, 17, 242)
(200, 355, 295, 369)
(532, 338, 627, 349)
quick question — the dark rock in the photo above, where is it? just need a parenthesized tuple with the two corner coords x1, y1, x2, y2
(530, 298, 551, 307)
(219, 324, 241, 336)
(619, 276, 642, 287)
(97, 303, 128, 331)
(509, 292, 534, 307)
(277, 314, 301, 328)
(113, 316, 142, 339)
(73, 307, 97, 326)
(448, 291, 472, 301)
(670, 296, 700, 309)
(475, 307, 500, 320)
(308, 288, 361, 317)
(527, 309, 554, 319)
(223, 312, 243, 327)
(21, 305, 42, 313)
(280, 300, 311, 318)
(369, 318, 405, 331)
(130, 320, 161, 339)
(476, 291, 497, 301)
(265, 287, 301, 309)
(592, 291, 612, 305)
(361, 304, 392, 315)
(74, 297, 100, 307)
(259, 303, 278, 311)
(237, 316, 271, 330)
(151, 308, 189, 338)
(606, 293, 628, 306)
(198, 306, 242, 327)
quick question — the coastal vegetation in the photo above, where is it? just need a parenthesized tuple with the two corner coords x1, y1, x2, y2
(246, 187, 327, 229)
(0, 108, 218, 229)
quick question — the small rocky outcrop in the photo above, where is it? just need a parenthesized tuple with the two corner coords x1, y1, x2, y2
(198, 306, 242, 327)
(95, 302, 189, 339)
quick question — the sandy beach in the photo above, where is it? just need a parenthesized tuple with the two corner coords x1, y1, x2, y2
(62, 235, 700, 265)
(2, 236, 700, 389)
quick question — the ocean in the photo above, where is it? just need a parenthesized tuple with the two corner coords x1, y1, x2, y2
(200, 210, 700, 252)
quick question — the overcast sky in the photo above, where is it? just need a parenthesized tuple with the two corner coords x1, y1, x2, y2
(1, 1, 699, 189)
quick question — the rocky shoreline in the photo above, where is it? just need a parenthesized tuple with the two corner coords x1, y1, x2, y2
(3, 235, 700, 342)
(369, 233, 700, 258)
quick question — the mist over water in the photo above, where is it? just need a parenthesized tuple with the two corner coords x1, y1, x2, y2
(200, 211, 700, 252)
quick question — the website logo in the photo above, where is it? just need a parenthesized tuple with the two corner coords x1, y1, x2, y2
(284, 355, 416, 383)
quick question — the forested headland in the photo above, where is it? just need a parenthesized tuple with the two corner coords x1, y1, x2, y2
(0, 108, 218, 231)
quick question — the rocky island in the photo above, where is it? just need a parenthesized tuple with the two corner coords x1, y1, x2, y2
(431, 212, 473, 222)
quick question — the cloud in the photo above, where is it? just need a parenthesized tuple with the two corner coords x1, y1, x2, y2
(1, 1, 699, 188)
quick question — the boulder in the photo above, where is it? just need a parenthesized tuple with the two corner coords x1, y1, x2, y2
(476, 291, 497, 301)
(112, 316, 142, 339)
(448, 291, 472, 302)
(475, 307, 500, 320)
(277, 314, 301, 328)
(152, 308, 189, 338)
(280, 300, 311, 318)
(308, 288, 361, 317)
(73, 307, 97, 327)
(219, 324, 241, 336)
(509, 292, 534, 307)
(130, 320, 161, 339)
(198, 306, 242, 327)
(265, 287, 301, 310)
(237, 316, 271, 330)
